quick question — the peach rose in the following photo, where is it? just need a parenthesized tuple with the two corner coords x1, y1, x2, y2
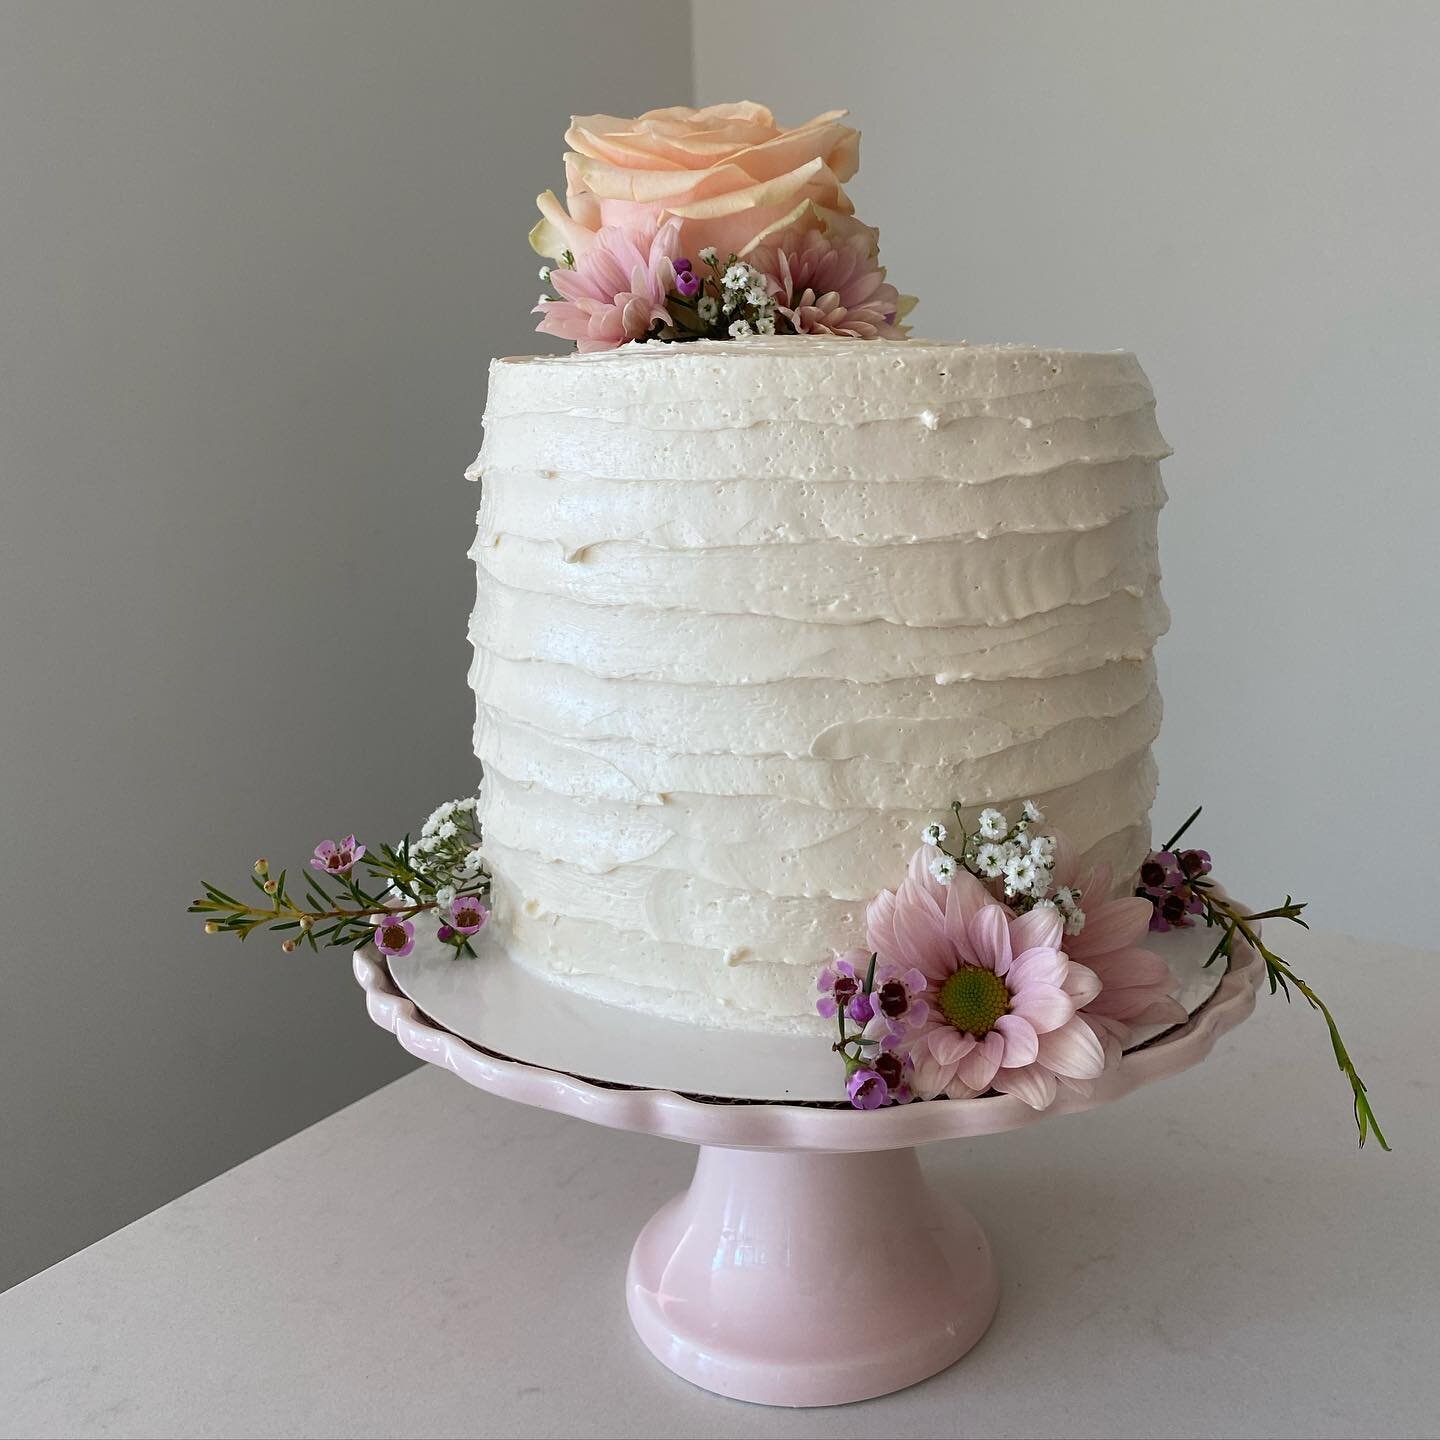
(530, 102, 866, 263)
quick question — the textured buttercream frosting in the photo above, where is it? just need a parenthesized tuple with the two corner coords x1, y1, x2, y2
(467, 339, 1171, 1031)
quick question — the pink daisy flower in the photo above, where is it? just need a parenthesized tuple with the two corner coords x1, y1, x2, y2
(749, 227, 906, 339)
(868, 849, 1106, 1110)
(1050, 839, 1189, 1064)
(534, 217, 682, 353)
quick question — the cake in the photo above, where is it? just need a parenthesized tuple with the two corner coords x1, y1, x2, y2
(192, 101, 1378, 1138)
(467, 337, 1171, 1030)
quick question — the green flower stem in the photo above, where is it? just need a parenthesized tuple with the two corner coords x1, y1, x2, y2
(1160, 804, 1204, 852)
(1198, 885, 1389, 1151)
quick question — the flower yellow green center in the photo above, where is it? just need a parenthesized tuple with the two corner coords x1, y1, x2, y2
(938, 966, 1010, 1036)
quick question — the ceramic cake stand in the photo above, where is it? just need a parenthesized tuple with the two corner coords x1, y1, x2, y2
(354, 923, 1262, 1408)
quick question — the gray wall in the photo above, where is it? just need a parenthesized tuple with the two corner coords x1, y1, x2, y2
(0, 0, 692, 1291)
(696, 0, 1439, 948)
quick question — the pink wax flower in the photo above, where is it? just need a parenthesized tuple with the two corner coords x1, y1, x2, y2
(749, 226, 906, 339)
(373, 915, 416, 959)
(1134, 843, 1208, 932)
(446, 894, 489, 936)
(1138, 850, 1183, 899)
(870, 1043, 914, 1106)
(846, 1066, 889, 1109)
(869, 849, 1106, 1110)
(310, 835, 365, 877)
(861, 964, 929, 1042)
(846, 990, 875, 1024)
(534, 217, 682, 352)
(1178, 848, 1213, 882)
(1050, 839, 1188, 1066)
(816, 949, 870, 1020)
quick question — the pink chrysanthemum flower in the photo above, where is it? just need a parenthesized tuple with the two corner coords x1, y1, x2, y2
(1050, 839, 1189, 1064)
(868, 849, 1106, 1110)
(310, 835, 364, 877)
(534, 217, 682, 352)
(749, 227, 906, 339)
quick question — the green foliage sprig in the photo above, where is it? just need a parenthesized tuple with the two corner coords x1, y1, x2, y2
(1154, 807, 1388, 1150)
(189, 798, 490, 959)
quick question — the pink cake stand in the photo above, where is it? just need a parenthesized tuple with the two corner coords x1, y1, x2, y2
(353, 927, 1262, 1408)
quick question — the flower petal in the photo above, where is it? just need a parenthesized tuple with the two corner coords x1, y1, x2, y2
(891, 889, 950, 981)
(967, 904, 1012, 975)
(953, 1030, 1005, 1091)
(993, 1063, 1057, 1111)
(1036, 1017, 1107, 1079)
(1008, 981, 1076, 1034)
(866, 887, 899, 964)
(1061, 960, 1103, 1008)
(1010, 904, 1063, 955)
(1005, 946, 1066, 992)
(942, 869, 991, 962)
(1070, 895, 1152, 956)
(1083, 946, 1175, 991)
(994, 1012, 1039, 1067)
(928, 1026, 976, 1067)
(909, 1052, 953, 1101)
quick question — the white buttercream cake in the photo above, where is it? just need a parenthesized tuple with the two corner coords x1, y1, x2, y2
(466, 338, 1171, 1031)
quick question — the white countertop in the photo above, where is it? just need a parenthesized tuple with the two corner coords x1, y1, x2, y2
(2, 928, 1435, 1440)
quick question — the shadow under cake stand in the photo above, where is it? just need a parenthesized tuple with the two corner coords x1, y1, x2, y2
(354, 922, 1261, 1408)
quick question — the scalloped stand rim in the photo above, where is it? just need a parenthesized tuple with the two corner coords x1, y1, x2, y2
(385, 919, 1228, 1103)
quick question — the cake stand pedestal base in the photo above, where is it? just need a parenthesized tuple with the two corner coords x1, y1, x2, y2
(626, 1145, 998, 1407)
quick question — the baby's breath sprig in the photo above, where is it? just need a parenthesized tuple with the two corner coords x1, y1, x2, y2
(1141, 806, 1388, 1151)
(189, 797, 491, 961)
(659, 248, 780, 342)
(922, 799, 1084, 933)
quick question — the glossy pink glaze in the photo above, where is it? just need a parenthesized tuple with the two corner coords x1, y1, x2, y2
(353, 933, 1260, 1405)
(627, 1145, 998, 1406)
(352, 931, 1260, 1152)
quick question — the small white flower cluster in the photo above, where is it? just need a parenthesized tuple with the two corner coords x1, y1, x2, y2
(717, 258, 776, 338)
(407, 795, 485, 897)
(921, 799, 1085, 934)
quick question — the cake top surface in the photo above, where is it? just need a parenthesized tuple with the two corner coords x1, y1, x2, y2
(482, 340, 1155, 426)
(496, 338, 1137, 369)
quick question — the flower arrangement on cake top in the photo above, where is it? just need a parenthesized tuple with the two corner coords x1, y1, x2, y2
(528, 103, 913, 351)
